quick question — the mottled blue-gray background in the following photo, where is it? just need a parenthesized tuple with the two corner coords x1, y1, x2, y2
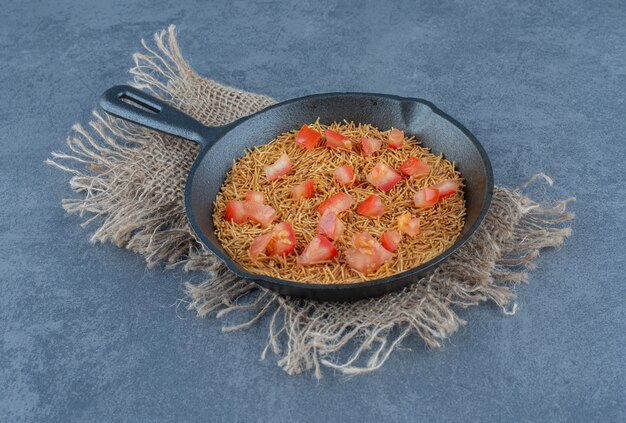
(1, 0, 624, 421)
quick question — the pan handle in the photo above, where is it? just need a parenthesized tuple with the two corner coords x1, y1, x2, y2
(100, 85, 219, 146)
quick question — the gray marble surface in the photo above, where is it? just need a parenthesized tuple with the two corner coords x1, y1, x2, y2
(1, 0, 624, 421)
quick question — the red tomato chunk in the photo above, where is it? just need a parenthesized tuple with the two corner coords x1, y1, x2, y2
(398, 157, 430, 176)
(295, 124, 322, 150)
(248, 232, 273, 260)
(345, 232, 393, 275)
(224, 200, 276, 228)
(264, 153, 292, 182)
(297, 235, 339, 266)
(387, 128, 404, 149)
(225, 200, 248, 224)
(317, 192, 355, 215)
(357, 194, 385, 217)
(398, 213, 420, 237)
(244, 201, 277, 228)
(291, 180, 315, 200)
(317, 211, 345, 240)
(248, 222, 297, 260)
(245, 191, 264, 203)
(432, 180, 459, 198)
(381, 230, 401, 252)
(334, 164, 356, 186)
(325, 130, 353, 151)
(413, 188, 440, 208)
(367, 162, 402, 192)
(361, 136, 382, 156)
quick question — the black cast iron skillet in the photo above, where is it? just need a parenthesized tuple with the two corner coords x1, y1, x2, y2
(100, 85, 493, 301)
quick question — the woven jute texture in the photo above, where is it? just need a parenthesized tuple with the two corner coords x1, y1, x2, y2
(47, 25, 574, 378)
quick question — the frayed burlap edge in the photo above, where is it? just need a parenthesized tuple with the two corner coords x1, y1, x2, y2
(46, 25, 574, 378)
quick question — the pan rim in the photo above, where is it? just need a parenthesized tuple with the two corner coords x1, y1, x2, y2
(184, 92, 494, 295)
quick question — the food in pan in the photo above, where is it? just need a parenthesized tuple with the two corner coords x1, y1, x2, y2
(213, 121, 465, 284)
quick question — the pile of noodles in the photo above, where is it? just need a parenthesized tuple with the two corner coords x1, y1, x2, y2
(213, 121, 465, 284)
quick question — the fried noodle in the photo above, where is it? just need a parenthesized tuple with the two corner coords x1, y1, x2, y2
(213, 121, 465, 284)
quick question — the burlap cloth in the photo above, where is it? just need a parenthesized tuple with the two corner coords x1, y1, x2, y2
(47, 26, 574, 378)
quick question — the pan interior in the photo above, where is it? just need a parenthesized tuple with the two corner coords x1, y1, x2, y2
(187, 93, 490, 283)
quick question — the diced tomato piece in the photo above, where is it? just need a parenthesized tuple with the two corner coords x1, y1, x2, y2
(245, 191, 264, 203)
(381, 230, 401, 252)
(398, 157, 430, 176)
(334, 164, 355, 186)
(291, 180, 315, 200)
(345, 232, 394, 275)
(317, 192, 355, 215)
(357, 194, 385, 217)
(350, 232, 377, 250)
(295, 124, 322, 150)
(387, 128, 404, 149)
(398, 213, 421, 237)
(248, 232, 274, 260)
(225, 200, 248, 224)
(344, 249, 377, 275)
(361, 136, 382, 156)
(325, 130, 353, 150)
(226, 200, 276, 227)
(413, 188, 440, 208)
(243, 201, 277, 228)
(366, 162, 402, 192)
(265, 222, 297, 256)
(432, 180, 459, 198)
(264, 153, 292, 182)
(248, 222, 297, 260)
(317, 211, 345, 240)
(297, 235, 338, 266)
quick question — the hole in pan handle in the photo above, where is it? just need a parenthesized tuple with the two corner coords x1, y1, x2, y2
(100, 85, 219, 146)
